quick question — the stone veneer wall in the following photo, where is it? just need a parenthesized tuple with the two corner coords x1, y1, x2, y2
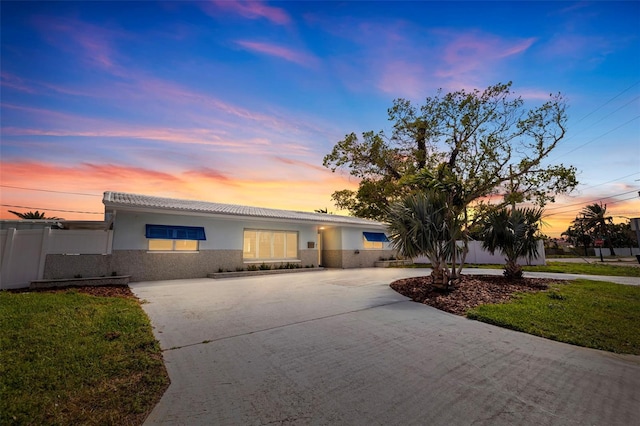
(341, 249, 392, 268)
(298, 249, 318, 268)
(321, 249, 395, 268)
(45, 248, 319, 282)
(321, 250, 343, 268)
(45, 250, 242, 282)
(44, 254, 115, 280)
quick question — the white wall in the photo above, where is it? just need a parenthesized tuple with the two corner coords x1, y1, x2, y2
(321, 227, 342, 250)
(414, 240, 546, 266)
(48, 230, 113, 254)
(112, 211, 318, 251)
(341, 228, 391, 250)
(319, 227, 391, 251)
(595, 247, 640, 256)
(1, 229, 44, 289)
(1, 227, 112, 289)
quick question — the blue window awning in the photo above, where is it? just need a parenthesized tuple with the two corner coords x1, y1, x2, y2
(145, 224, 206, 240)
(363, 232, 389, 242)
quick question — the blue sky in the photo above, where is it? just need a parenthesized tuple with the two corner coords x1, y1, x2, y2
(1, 1, 638, 236)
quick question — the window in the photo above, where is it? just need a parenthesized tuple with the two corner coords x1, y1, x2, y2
(148, 239, 199, 251)
(363, 232, 388, 249)
(243, 230, 298, 260)
(146, 224, 205, 252)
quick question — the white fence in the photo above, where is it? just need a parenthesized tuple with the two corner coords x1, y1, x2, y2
(595, 247, 640, 256)
(414, 240, 546, 266)
(0, 227, 112, 289)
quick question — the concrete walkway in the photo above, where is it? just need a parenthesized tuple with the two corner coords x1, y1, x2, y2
(132, 269, 640, 425)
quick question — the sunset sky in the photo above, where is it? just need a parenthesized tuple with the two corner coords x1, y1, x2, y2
(1, 1, 638, 238)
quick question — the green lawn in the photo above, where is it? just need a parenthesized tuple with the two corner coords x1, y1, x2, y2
(404, 261, 640, 277)
(0, 290, 169, 425)
(523, 262, 640, 277)
(467, 279, 640, 354)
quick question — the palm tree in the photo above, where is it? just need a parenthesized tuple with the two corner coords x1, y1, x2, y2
(9, 210, 60, 220)
(561, 225, 591, 256)
(386, 192, 456, 290)
(576, 203, 615, 256)
(480, 207, 543, 279)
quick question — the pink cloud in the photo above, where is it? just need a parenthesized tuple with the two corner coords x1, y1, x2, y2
(376, 60, 429, 98)
(208, 0, 291, 25)
(183, 167, 236, 184)
(437, 33, 537, 78)
(1, 102, 316, 156)
(235, 40, 318, 67)
(1, 72, 37, 93)
(540, 34, 612, 67)
(33, 16, 128, 75)
(0, 159, 361, 220)
(516, 88, 560, 101)
(273, 156, 327, 173)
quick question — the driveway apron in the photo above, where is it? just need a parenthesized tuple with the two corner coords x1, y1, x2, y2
(132, 268, 640, 426)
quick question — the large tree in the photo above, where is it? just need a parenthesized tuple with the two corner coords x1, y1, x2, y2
(324, 82, 577, 280)
(324, 82, 577, 217)
(570, 203, 616, 256)
(561, 225, 592, 256)
(610, 222, 638, 248)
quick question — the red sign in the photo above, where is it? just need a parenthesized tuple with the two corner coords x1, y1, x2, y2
(594, 239, 604, 247)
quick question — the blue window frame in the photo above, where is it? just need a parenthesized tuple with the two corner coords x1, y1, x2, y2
(363, 232, 389, 242)
(145, 225, 206, 241)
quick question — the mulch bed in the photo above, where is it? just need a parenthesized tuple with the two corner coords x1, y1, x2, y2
(391, 274, 565, 316)
(11, 285, 136, 298)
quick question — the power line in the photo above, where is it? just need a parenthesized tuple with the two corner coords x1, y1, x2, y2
(571, 80, 640, 126)
(543, 195, 639, 218)
(564, 95, 640, 142)
(0, 185, 101, 197)
(576, 172, 640, 191)
(0, 204, 103, 215)
(550, 115, 640, 161)
(544, 189, 640, 212)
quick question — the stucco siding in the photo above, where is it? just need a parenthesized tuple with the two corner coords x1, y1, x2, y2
(321, 227, 342, 250)
(112, 211, 317, 252)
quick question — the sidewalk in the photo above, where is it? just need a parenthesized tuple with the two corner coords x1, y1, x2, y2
(547, 256, 640, 267)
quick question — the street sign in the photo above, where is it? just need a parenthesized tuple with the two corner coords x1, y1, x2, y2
(594, 239, 604, 247)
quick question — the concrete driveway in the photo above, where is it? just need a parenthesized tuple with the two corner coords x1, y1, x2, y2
(132, 269, 640, 425)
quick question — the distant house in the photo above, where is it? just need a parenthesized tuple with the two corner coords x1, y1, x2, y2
(34, 191, 393, 283)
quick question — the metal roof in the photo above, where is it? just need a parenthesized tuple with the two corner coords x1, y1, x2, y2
(102, 191, 386, 227)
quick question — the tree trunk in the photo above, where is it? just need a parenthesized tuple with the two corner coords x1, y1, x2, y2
(504, 260, 523, 279)
(416, 127, 426, 170)
(430, 265, 451, 290)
